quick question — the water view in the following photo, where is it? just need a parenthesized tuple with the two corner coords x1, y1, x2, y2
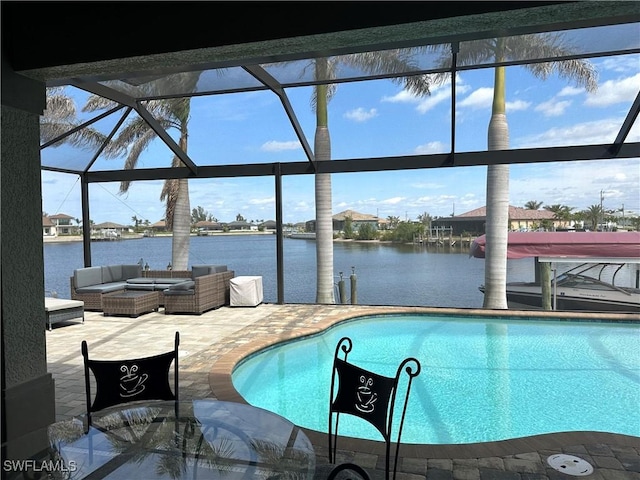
(45, 234, 638, 308)
(45, 235, 535, 307)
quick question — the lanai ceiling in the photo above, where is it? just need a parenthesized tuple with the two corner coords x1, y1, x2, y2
(2, 1, 639, 184)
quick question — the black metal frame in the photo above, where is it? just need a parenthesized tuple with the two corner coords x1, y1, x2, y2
(328, 336, 421, 480)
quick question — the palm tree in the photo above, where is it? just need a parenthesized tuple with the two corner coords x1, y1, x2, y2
(524, 201, 543, 210)
(40, 87, 107, 147)
(303, 54, 431, 302)
(429, 34, 597, 308)
(544, 204, 574, 228)
(584, 204, 604, 230)
(83, 73, 200, 270)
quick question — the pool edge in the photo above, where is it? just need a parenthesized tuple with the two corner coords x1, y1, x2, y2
(208, 305, 640, 458)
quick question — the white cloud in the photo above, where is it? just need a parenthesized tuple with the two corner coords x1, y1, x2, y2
(344, 107, 378, 122)
(506, 99, 531, 112)
(249, 197, 275, 205)
(416, 88, 451, 113)
(534, 99, 572, 117)
(509, 159, 640, 213)
(458, 87, 493, 110)
(260, 140, 301, 152)
(585, 73, 640, 107)
(381, 89, 417, 104)
(597, 56, 640, 74)
(414, 141, 447, 154)
(411, 181, 445, 189)
(515, 117, 633, 148)
(558, 86, 584, 97)
(380, 196, 405, 205)
(383, 74, 471, 114)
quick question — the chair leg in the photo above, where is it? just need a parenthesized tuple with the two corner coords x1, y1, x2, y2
(327, 463, 372, 480)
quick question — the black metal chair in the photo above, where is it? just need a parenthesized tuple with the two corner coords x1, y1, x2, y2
(327, 463, 372, 480)
(329, 337, 421, 480)
(82, 331, 180, 431)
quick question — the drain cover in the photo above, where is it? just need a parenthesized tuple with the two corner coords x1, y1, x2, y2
(547, 454, 594, 476)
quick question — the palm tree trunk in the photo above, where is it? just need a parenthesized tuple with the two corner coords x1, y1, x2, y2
(483, 60, 509, 309)
(315, 77, 335, 304)
(172, 178, 191, 270)
(172, 127, 191, 271)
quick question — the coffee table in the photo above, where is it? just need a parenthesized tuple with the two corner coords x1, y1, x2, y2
(102, 290, 159, 317)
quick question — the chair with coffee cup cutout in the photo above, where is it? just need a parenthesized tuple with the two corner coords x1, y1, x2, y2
(328, 337, 420, 480)
(81, 331, 180, 432)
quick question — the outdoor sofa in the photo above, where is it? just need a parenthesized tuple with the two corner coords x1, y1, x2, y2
(70, 264, 233, 312)
(163, 265, 235, 315)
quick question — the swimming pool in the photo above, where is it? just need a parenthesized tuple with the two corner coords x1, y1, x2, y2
(232, 314, 640, 445)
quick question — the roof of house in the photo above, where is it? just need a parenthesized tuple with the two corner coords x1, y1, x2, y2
(42, 216, 55, 227)
(456, 206, 555, 220)
(48, 213, 74, 220)
(195, 220, 221, 228)
(94, 222, 127, 229)
(151, 220, 166, 228)
(333, 209, 380, 222)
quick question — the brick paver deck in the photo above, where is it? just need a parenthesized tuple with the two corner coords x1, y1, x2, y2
(46, 303, 640, 479)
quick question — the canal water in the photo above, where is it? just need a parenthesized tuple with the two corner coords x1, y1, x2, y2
(44, 235, 634, 308)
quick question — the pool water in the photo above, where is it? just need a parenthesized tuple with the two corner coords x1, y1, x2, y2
(232, 314, 640, 445)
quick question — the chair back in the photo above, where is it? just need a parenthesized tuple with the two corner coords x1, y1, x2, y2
(329, 337, 420, 480)
(82, 331, 180, 429)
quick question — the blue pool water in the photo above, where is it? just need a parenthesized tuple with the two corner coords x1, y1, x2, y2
(232, 314, 640, 444)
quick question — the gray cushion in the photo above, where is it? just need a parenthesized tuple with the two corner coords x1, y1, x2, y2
(191, 265, 210, 278)
(192, 264, 227, 278)
(209, 265, 227, 273)
(168, 280, 195, 290)
(126, 277, 153, 284)
(102, 265, 123, 283)
(125, 283, 155, 291)
(163, 288, 195, 296)
(151, 278, 187, 284)
(74, 266, 103, 289)
(76, 282, 127, 293)
(121, 264, 143, 280)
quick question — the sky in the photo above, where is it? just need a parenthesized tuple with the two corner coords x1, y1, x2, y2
(41, 47, 640, 227)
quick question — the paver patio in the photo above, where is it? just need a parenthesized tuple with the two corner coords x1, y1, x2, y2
(46, 303, 640, 479)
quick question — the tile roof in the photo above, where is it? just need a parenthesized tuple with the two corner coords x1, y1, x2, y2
(333, 209, 380, 221)
(456, 205, 555, 220)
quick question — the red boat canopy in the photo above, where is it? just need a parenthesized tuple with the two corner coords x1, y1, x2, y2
(470, 232, 640, 259)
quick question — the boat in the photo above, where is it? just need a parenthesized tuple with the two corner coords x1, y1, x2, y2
(471, 232, 640, 313)
(479, 262, 640, 312)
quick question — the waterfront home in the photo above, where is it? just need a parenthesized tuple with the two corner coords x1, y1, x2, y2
(305, 209, 386, 235)
(42, 213, 77, 237)
(195, 220, 223, 235)
(432, 206, 560, 235)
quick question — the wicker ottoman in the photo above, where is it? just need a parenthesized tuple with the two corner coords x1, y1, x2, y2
(44, 297, 85, 330)
(102, 290, 159, 317)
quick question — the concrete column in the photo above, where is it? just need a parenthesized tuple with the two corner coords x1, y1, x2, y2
(1, 57, 56, 464)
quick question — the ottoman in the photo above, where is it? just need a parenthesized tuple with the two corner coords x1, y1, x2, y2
(44, 297, 85, 330)
(230, 276, 263, 307)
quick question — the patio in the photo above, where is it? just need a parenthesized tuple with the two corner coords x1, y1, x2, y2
(46, 304, 639, 479)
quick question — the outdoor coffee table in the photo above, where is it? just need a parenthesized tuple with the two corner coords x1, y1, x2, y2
(102, 290, 159, 317)
(44, 297, 84, 330)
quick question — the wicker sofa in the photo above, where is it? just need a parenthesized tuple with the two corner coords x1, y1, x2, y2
(69, 264, 217, 311)
(163, 265, 235, 315)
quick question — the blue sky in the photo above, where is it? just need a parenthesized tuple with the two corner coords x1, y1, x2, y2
(41, 52, 639, 226)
